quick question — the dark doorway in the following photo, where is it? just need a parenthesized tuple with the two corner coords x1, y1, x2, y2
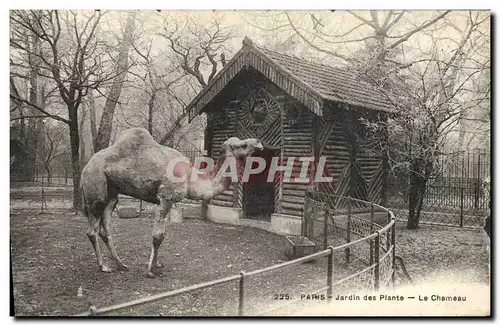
(243, 148, 277, 221)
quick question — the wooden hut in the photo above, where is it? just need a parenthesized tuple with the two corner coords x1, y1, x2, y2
(185, 37, 394, 235)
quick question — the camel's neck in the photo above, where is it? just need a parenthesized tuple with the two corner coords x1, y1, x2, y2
(210, 152, 244, 187)
(187, 152, 245, 200)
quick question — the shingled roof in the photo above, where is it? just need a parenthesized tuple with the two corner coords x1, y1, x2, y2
(187, 36, 394, 121)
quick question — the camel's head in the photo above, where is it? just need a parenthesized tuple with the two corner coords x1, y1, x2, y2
(222, 137, 264, 158)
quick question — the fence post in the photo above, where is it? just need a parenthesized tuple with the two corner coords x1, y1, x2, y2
(301, 213, 306, 237)
(391, 217, 396, 288)
(374, 231, 380, 291)
(89, 304, 97, 316)
(369, 203, 374, 265)
(238, 272, 246, 316)
(327, 246, 334, 302)
(323, 207, 329, 250)
(345, 198, 351, 264)
(460, 187, 464, 227)
(139, 200, 143, 217)
(41, 179, 48, 212)
(41, 179, 45, 213)
(475, 153, 481, 209)
(65, 167, 68, 185)
(386, 211, 391, 250)
(201, 199, 209, 220)
(302, 202, 310, 237)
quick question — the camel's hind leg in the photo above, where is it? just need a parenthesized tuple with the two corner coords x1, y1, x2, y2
(99, 197, 129, 271)
(147, 195, 173, 278)
(86, 208, 113, 273)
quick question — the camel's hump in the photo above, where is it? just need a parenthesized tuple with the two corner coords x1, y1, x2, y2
(112, 128, 158, 148)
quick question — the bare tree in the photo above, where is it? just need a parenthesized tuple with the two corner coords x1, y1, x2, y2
(9, 16, 44, 181)
(94, 10, 137, 152)
(128, 38, 185, 138)
(39, 121, 70, 183)
(10, 10, 124, 209)
(86, 89, 98, 151)
(246, 11, 449, 64)
(160, 16, 234, 87)
(358, 11, 490, 228)
(247, 10, 489, 228)
(156, 14, 235, 146)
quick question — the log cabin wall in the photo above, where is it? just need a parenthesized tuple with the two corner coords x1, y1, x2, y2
(353, 110, 387, 207)
(317, 104, 387, 210)
(202, 68, 387, 217)
(234, 70, 283, 214)
(280, 100, 314, 217)
(203, 67, 315, 216)
(205, 102, 237, 208)
(316, 105, 352, 209)
(183, 37, 394, 232)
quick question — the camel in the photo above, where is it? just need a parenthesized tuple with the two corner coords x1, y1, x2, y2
(81, 127, 263, 277)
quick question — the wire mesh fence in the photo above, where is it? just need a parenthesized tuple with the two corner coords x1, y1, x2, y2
(9, 183, 196, 216)
(11, 169, 74, 186)
(10, 178, 402, 316)
(302, 191, 398, 292)
(386, 149, 490, 228)
(10, 147, 205, 187)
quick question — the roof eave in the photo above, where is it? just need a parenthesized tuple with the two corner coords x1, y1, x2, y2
(186, 46, 248, 122)
(186, 36, 327, 121)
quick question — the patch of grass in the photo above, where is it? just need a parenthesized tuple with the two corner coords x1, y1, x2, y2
(394, 222, 490, 285)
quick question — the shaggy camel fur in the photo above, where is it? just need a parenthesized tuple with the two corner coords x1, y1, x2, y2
(81, 127, 263, 277)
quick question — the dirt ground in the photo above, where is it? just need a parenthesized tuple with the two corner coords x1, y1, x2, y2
(10, 210, 334, 316)
(10, 207, 490, 316)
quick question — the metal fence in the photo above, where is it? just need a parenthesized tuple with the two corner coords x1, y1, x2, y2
(69, 191, 398, 316)
(387, 149, 490, 228)
(302, 192, 396, 290)
(10, 147, 205, 187)
(11, 169, 74, 186)
(10, 182, 161, 215)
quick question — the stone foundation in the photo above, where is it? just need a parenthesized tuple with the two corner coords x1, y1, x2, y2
(205, 205, 303, 235)
(206, 204, 242, 224)
(174, 201, 398, 238)
(271, 213, 302, 235)
(170, 208, 183, 224)
(176, 201, 204, 219)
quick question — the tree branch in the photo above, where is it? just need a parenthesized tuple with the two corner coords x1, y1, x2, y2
(387, 11, 451, 49)
(10, 94, 69, 124)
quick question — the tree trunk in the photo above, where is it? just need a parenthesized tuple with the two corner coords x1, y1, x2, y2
(407, 170, 427, 229)
(87, 90, 98, 154)
(415, 180, 426, 223)
(24, 63, 40, 181)
(407, 175, 419, 229)
(79, 103, 87, 169)
(159, 116, 183, 146)
(94, 11, 136, 152)
(25, 118, 40, 181)
(147, 90, 156, 135)
(68, 106, 82, 209)
(44, 163, 51, 184)
(457, 116, 467, 150)
(23, 25, 43, 181)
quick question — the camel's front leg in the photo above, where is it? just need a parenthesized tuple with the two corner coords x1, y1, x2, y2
(147, 196, 173, 278)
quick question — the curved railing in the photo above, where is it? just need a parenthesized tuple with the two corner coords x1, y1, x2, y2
(74, 191, 397, 316)
(302, 191, 396, 293)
